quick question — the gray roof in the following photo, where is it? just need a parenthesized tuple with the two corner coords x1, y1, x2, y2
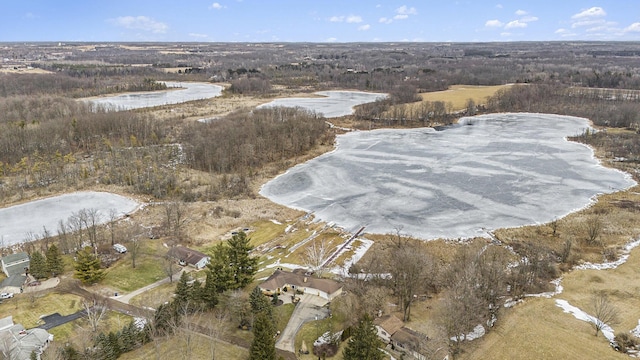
(1, 253, 29, 265)
(167, 246, 209, 266)
(260, 269, 342, 295)
(1, 274, 26, 288)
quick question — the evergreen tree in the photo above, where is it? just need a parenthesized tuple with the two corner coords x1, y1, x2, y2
(227, 231, 258, 288)
(343, 314, 384, 360)
(46, 244, 64, 276)
(59, 344, 80, 360)
(29, 250, 48, 279)
(250, 286, 272, 317)
(174, 271, 191, 308)
(73, 247, 105, 285)
(206, 242, 235, 292)
(200, 271, 218, 310)
(249, 311, 277, 360)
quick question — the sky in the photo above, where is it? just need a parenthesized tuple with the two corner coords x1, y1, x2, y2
(2, 1, 640, 42)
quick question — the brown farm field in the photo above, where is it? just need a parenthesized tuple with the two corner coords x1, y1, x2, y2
(418, 84, 510, 110)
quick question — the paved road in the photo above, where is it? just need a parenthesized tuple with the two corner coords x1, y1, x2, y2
(275, 294, 330, 353)
(37, 310, 87, 330)
(110, 268, 185, 304)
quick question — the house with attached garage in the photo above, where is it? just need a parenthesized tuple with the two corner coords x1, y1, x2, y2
(1, 252, 30, 277)
(0, 316, 54, 360)
(374, 314, 428, 360)
(259, 269, 343, 301)
(166, 246, 210, 269)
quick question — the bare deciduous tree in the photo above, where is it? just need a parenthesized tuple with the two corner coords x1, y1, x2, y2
(591, 291, 619, 337)
(585, 215, 603, 246)
(83, 295, 108, 332)
(303, 239, 330, 276)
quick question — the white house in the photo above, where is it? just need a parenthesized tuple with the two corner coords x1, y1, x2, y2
(0, 316, 54, 360)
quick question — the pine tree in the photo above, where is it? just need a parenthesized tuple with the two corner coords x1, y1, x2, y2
(343, 314, 384, 360)
(46, 244, 64, 277)
(249, 311, 277, 360)
(29, 250, 49, 279)
(174, 271, 191, 309)
(227, 231, 258, 288)
(250, 286, 272, 317)
(74, 247, 105, 285)
(200, 271, 219, 310)
(206, 242, 235, 293)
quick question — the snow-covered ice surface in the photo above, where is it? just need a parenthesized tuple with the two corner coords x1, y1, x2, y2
(256, 91, 387, 118)
(555, 299, 615, 341)
(0, 191, 139, 247)
(330, 238, 374, 275)
(261, 113, 636, 240)
(86, 82, 223, 111)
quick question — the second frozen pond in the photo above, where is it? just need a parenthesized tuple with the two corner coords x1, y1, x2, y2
(257, 91, 387, 118)
(260, 113, 636, 240)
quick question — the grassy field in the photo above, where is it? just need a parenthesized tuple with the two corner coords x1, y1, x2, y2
(102, 240, 168, 292)
(119, 333, 249, 360)
(0, 292, 83, 328)
(418, 84, 510, 110)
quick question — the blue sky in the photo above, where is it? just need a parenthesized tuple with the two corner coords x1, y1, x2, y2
(2, 1, 640, 42)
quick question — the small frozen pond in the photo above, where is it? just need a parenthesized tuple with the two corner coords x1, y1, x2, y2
(256, 91, 387, 118)
(260, 113, 636, 240)
(87, 82, 223, 111)
(0, 191, 139, 247)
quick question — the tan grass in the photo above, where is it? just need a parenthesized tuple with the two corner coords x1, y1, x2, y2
(0, 292, 83, 328)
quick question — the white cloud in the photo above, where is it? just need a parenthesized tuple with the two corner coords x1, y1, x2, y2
(521, 16, 538, 23)
(24, 12, 39, 19)
(325, 37, 337, 42)
(496, 4, 503, 9)
(485, 19, 503, 27)
(329, 15, 362, 23)
(572, 19, 605, 28)
(625, 22, 640, 32)
(110, 16, 168, 33)
(505, 20, 527, 29)
(572, 7, 606, 19)
(515, 9, 527, 16)
(396, 5, 417, 15)
(358, 24, 370, 31)
(379, 17, 392, 24)
(376, 4, 381, 8)
(500, 32, 511, 37)
(189, 33, 208, 38)
(394, 14, 409, 20)
(209, 2, 224, 10)
(555, 28, 567, 34)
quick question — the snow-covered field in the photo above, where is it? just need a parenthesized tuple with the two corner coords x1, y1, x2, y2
(261, 113, 636, 240)
(256, 91, 387, 118)
(0, 191, 139, 247)
(86, 82, 223, 111)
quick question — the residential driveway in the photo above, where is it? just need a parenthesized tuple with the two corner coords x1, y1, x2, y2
(37, 310, 87, 330)
(275, 294, 330, 353)
(110, 268, 185, 304)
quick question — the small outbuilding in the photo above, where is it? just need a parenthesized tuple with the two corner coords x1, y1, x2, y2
(166, 246, 210, 269)
(1, 253, 30, 277)
(259, 269, 342, 301)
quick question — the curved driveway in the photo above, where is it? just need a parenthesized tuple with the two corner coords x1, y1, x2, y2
(275, 294, 330, 353)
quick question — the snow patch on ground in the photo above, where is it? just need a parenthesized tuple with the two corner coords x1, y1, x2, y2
(575, 238, 640, 270)
(526, 277, 564, 298)
(270, 219, 283, 225)
(452, 324, 486, 342)
(264, 259, 302, 271)
(330, 238, 374, 275)
(555, 299, 615, 341)
(632, 320, 640, 338)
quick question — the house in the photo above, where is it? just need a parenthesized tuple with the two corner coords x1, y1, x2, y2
(391, 327, 428, 360)
(1, 252, 30, 277)
(166, 246, 210, 269)
(374, 314, 428, 360)
(0, 274, 26, 294)
(0, 316, 53, 360)
(259, 269, 343, 301)
(374, 314, 404, 343)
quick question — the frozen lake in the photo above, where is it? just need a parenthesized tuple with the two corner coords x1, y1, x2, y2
(87, 82, 223, 111)
(0, 191, 139, 247)
(260, 113, 636, 240)
(256, 91, 387, 118)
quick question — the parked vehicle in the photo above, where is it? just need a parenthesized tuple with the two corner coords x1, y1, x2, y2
(113, 244, 127, 253)
(27, 281, 40, 287)
(0, 293, 13, 299)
